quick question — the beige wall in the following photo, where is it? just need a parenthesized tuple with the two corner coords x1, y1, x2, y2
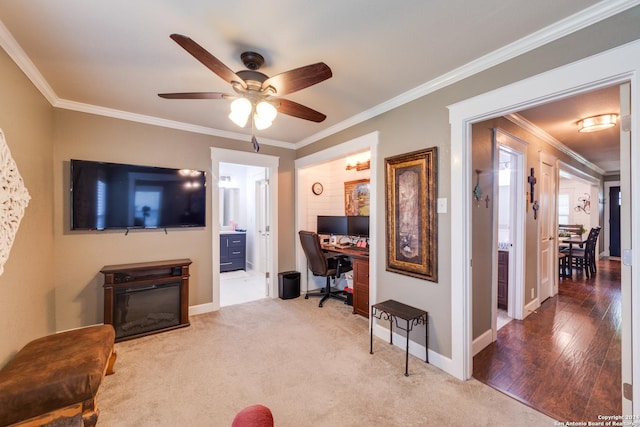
(51, 110, 297, 331)
(0, 48, 54, 365)
(294, 7, 640, 358)
(1, 5, 638, 367)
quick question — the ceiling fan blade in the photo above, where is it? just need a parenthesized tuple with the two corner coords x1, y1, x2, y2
(169, 34, 247, 89)
(261, 62, 331, 95)
(158, 92, 234, 99)
(277, 99, 327, 122)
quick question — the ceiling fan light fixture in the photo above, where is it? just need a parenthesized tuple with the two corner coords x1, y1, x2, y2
(577, 114, 618, 133)
(229, 97, 252, 127)
(256, 101, 277, 122)
(253, 114, 272, 130)
(253, 101, 277, 130)
(161, 36, 332, 129)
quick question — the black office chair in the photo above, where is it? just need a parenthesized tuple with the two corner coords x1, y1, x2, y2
(299, 230, 352, 307)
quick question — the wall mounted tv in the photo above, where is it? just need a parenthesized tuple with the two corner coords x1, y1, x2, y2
(70, 159, 206, 230)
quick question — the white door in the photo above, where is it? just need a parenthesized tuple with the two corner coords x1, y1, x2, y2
(619, 82, 633, 414)
(538, 154, 557, 302)
(254, 169, 271, 295)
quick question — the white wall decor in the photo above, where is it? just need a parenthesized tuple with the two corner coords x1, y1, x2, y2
(0, 128, 31, 275)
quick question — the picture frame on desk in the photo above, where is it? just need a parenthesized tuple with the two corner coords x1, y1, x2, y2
(384, 147, 438, 282)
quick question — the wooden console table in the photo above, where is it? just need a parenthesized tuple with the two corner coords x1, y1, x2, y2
(370, 299, 428, 376)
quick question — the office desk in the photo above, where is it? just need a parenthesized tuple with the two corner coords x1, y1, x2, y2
(322, 245, 369, 317)
(370, 299, 428, 376)
(321, 244, 369, 259)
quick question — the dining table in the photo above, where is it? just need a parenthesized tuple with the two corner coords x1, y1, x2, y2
(560, 235, 588, 277)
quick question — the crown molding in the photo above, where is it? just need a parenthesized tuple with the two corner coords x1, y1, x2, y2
(54, 99, 295, 150)
(0, 20, 57, 105)
(296, 0, 640, 148)
(0, 19, 293, 150)
(506, 113, 606, 176)
(1, 0, 638, 151)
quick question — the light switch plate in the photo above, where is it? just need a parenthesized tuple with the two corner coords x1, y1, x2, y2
(437, 198, 447, 213)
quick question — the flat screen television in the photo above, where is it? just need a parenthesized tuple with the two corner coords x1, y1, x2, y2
(70, 159, 206, 230)
(316, 215, 347, 235)
(347, 216, 369, 237)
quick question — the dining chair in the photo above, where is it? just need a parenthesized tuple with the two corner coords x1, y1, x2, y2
(569, 226, 601, 277)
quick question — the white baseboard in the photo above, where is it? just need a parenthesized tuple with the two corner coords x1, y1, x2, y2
(472, 328, 493, 356)
(189, 303, 215, 316)
(523, 297, 540, 318)
(372, 322, 453, 376)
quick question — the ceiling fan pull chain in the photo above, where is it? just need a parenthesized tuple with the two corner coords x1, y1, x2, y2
(250, 118, 260, 152)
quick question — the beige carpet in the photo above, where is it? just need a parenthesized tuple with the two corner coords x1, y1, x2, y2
(98, 297, 555, 426)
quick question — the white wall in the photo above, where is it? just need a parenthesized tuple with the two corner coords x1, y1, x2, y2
(299, 154, 370, 233)
(559, 177, 598, 231)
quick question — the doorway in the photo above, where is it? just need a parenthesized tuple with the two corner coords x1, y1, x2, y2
(448, 40, 638, 416)
(605, 182, 621, 258)
(210, 148, 279, 312)
(218, 162, 269, 307)
(294, 132, 378, 306)
(494, 129, 527, 329)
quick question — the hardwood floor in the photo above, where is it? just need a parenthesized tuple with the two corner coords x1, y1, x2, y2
(473, 259, 621, 421)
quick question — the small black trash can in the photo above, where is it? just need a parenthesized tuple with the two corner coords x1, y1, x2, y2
(278, 271, 300, 300)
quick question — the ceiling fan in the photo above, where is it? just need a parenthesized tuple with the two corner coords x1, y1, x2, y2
(159, 34, 332, 151)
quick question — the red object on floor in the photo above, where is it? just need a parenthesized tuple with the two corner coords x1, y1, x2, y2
(231, 404, 274, 427)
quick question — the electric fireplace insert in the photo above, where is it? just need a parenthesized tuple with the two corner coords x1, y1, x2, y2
(102, 259, 191, 342)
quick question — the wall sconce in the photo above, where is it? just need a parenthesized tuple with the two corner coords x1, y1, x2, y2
(577, 114, 618, 133)
(345, 152, 371, 171)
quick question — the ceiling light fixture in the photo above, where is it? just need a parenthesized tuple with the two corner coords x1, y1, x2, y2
(228, 98, 252, 128)
(254, 101, 278, 130)
(577, 114, 618, 133)
(228, 98, 278, 131)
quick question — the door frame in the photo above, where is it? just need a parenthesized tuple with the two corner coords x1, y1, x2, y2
(448, 39, 639, 416)
(210, 148, 279, 311)
(294, 132, 379, 313)
(604, 180, 621, 258)
(493, 129, 527, 325)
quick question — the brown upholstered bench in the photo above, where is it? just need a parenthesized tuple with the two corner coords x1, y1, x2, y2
(0, 324, 116, 427)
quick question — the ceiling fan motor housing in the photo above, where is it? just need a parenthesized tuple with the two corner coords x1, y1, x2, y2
(241, 51, 265, 70)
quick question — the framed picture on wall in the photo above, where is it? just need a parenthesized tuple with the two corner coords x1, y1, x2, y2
(385, 147, 438, 281)
(344, 179, 370, 216)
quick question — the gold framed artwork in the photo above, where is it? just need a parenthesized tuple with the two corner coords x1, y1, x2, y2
(344, 179, 370, 216)
(385, 147, 438, 281)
